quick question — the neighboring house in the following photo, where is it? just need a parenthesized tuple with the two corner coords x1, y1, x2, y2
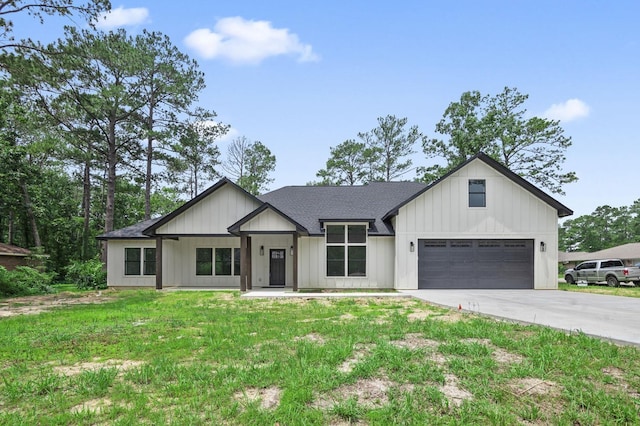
(98, 153, 572, 290)
(560, 243, 640, 268)
(0, 243, 32, 271)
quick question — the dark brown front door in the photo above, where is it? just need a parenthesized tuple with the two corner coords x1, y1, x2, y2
(269, 249, 286, 286)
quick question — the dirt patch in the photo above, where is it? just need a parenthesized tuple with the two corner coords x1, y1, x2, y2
(509, 378, 560, 396)
(311, 377, 413, 410)
(0, 292, 114, 317)
(440, 374, 473, 407)
(431, 312, 466, 323)
(339, 313, 357, 321)
(601, 367, 640, 398)
(390, 333, 440, 350)
(428, 352, 448, 365)
(295, 333, 326, 344)
(407, 310, 435, 321)
(338, 343, 374, 373)
(70, 398, 112, 414)
(492, 347, 524, 364)
(53, 359, 144, 376)
(234, 386, 281, 410)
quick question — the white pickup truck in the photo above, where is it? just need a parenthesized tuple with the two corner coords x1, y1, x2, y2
(564, 259, 640, 287)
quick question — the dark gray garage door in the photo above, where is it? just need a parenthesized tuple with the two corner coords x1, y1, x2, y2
(418, 239, 534, 289)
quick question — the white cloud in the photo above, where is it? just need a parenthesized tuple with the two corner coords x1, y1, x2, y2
(543, 98, 590, 122)
(94, 6, 150, 29)
(184, 16, 320, 65)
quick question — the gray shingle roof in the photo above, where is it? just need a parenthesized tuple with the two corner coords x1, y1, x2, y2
(96, 217, 163, 240)
(258, 182, 427, 236)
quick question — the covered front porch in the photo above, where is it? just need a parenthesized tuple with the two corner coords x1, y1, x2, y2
(237, 232, 300, 291)
(151, 232, 302, 291)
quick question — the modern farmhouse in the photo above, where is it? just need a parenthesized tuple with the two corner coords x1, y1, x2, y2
(98, 153, 572, 290)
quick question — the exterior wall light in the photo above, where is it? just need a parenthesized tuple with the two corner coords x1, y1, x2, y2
(260, 245, 264, 256)
(540, 241, 546, 252)
(290, 245, 294, 256)
(410, 241, 415, 252)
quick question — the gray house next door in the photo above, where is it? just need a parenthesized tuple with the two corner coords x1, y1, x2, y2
(417, 239, 534, 289)
(269, 249, 286, 286)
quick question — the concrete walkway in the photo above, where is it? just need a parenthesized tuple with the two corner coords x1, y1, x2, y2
(242, 289, 640, 346)
(402, 289, 640, 346)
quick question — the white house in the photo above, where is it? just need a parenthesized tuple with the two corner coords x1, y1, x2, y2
(98, 153, 572, 290)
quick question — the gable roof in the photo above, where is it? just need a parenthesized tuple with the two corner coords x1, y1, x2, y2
(383, 152, 573, 220)
(0, 242, 31, 256)
(227, 202, 309, 235)
(258, 181, 427, 236)
(142, 178, 262, 237)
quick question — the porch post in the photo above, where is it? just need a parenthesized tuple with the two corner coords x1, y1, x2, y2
(240, 234, 248, 292)
(247, 236, 252, 290)
(292, 233, 298, 292)
(155, 236, 163, 290)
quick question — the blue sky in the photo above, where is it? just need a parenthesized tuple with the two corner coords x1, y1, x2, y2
(11, 1, 640, 218)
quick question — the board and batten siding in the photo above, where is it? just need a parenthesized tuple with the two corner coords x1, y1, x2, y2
(106, 239, 158, 287)
(297, 235, 395, 289)
(239, 209, 296, 232)
(394, 159, 559, 290)
(162, 237, 241, 288)
(155, 184, 261, 235)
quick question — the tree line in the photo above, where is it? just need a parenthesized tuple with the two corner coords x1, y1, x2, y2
(0, 1, 276, 274)
(0, 1, 578, 281)
(559, 201, 640, 253)
(313, 87, 576, 196)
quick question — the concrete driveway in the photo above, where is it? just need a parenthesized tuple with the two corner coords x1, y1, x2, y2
(401, 289, 640, 346)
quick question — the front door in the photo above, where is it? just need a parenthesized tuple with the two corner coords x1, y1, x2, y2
(269, 249, 286, 286)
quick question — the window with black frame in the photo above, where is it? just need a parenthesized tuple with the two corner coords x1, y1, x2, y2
(468, 179, 486, 207)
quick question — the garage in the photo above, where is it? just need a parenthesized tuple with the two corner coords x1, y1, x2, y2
(417, 239, 534, 289)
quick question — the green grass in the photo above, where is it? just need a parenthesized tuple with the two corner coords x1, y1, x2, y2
(559, 282, 640, 298)
(1, 290, 639, 425)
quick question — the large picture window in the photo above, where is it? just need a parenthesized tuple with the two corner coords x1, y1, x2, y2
(326, 224, 367, 277)
(469, 179, 486, 207)
(196, 247, 241, 276)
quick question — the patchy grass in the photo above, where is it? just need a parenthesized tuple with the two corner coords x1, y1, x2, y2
(1, 290, 639, 425)
(559, 282, 640, 298)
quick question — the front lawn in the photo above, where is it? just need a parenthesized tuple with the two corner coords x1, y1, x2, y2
(558, 282, 640, 298)
(1, 290, 639, 424)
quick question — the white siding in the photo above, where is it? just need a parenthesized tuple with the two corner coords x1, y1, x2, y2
(163, 237, 241, 288)
(240, 209, 296, 232)
(106, 240, 157, 288)
(155, 184, 260, 235)
(395, 159, 559, 290)
(298, 236, 395, 289)
(107, 237, 244, 288)
(249, 235, 295, 287)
